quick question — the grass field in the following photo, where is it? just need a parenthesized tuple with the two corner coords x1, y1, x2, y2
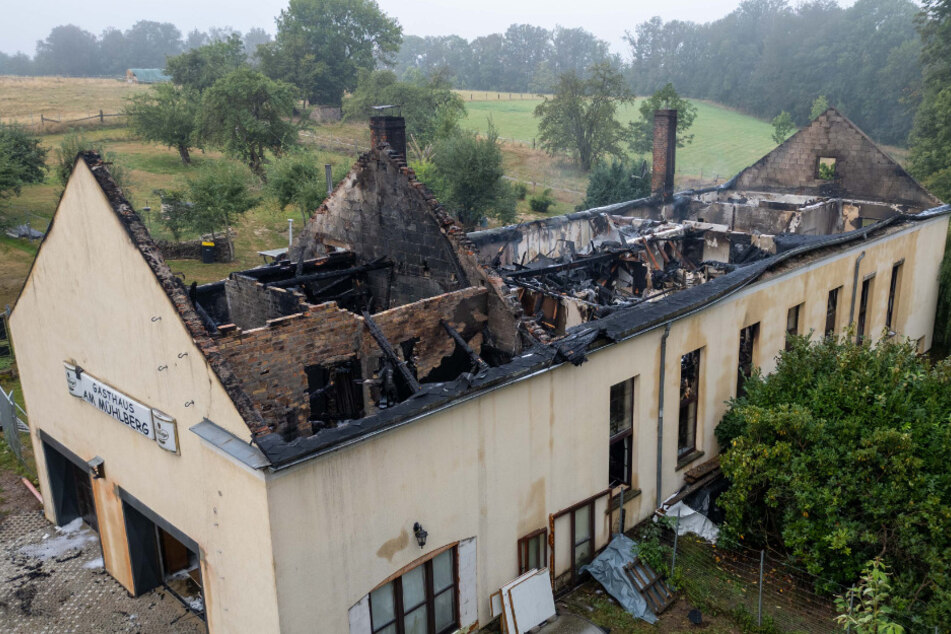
(0, 76, 149, 127)
(461, 97, 780, 181)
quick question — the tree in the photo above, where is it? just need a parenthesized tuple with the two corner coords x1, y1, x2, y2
(909, 0, 951, 202)
(628, 83, 698, 155)
(266, 151, 345, 222)
(242, 28, 272, 64)
(580, 159, 650, 209)
(258, 0, 402, 105)
(184, 161, 257, 259)
(835, 559, 906, 633)
(810, 95, 830, 120)
(716, 335, 951, 625)
(165, 36, 247, 93)
(34, 25, 100, 76)
(343, 69, 466, 149)
(426, 126, 516, 228)
(0, 125, 47, 199)
(771, 111, 796, 144)
(153, 189, 192, 241)
(125, 83, 200, 164)
(933, 233, 951, 357)
(198, 68, 299, 177)
(534, 62, 633, 171)
(123, 21, 183, 68)
(54, 130, 131, 193)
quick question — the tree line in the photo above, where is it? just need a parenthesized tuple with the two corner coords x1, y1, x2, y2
(0, 21, 270, 77)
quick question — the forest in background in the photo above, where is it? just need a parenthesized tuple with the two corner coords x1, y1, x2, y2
(0, 0, 924, 146)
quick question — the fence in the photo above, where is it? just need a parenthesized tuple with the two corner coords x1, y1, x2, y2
(0, 310, 33, 476)
(1, 110, 126, 134)
(658, 521, 925, 633)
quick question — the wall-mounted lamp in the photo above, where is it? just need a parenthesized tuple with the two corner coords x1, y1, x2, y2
(87, 456, 105, 479)
(413, 522, 428, 549)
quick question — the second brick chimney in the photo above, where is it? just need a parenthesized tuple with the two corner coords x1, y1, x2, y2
(370, 115, 407, 161)
(651, 109, 678, 200)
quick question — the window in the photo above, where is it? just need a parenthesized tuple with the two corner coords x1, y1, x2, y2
(825, 287, 841, 337)
(678, 349, 701, 458)
(886, 261, 903, 333)
(370, 548, 457, 634)
(737, 323, 759, 398)
(857, 275, 874, 343)
(786, 303, 802, 350)
(571, 502, 595, 573)
(518, 529, 547, 575)
(306, 359, 364, 423)
(817, 156, 837, 180)
(609, 378, 634, 486)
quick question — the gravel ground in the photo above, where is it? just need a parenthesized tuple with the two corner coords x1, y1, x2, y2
(0, 476, 204, 633)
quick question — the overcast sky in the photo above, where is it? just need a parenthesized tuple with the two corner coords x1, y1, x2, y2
(2, 0, 853, 57)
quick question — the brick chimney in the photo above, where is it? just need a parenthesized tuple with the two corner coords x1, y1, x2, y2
(370, 115, 407, 161)
(651, 109, 678, 200)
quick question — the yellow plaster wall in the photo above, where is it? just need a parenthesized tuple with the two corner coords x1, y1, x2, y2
(9, 161, 280, 633)
(265, 216, 946, 633)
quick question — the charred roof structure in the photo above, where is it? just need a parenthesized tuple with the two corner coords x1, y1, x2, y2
(40, 109, 947, 469)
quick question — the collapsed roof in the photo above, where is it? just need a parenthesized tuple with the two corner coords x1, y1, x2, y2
(50, 108, 948, 468)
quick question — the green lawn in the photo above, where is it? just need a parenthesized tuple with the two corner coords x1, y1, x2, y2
(461, 98, 780, 182)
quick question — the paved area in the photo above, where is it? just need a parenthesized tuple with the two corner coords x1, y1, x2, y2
(0, 509, 204, 633)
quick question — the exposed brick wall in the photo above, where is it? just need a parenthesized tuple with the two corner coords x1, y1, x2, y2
(224, 275, 307, 330)
(735, 109, 941, 209)
(297, 152, 469, 307)
(370, 116, 406, 160)
(216, 287, 489, 432)
(652, 109, 677, 199)
(295, 146, 527, 353)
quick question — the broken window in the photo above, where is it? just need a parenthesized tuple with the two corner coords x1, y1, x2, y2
(826, 287, 841, 337)
(737, 323, 759, 398)
(817, 157, 837, 181)
(857, 275, 875, 343)
(518, 529, 547, 575)
(786, 303, 802, 350)
(370, 548, 458, 634)
(886, 261, 903, 334)
(306, 359, 364, 424)
(609, 378, 635, 487)
(678, 349, 701, 458)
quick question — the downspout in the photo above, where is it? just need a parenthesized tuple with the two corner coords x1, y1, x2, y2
(848, 251, 866, 325)
(655, 323, 672, 509)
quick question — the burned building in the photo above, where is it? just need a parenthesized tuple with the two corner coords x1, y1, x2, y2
(9, 109, 948, 633)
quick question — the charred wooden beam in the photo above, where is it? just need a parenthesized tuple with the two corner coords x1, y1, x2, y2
(362, 310, 421, 393)
(266, 257, 393, 289)
(440, 320, 489, 373)
(502, 251, 623, 279)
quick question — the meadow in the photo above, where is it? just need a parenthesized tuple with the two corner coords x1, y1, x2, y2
(0, 76, 149, 128)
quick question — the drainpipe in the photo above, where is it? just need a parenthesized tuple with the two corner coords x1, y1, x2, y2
(848, 251, 866, 325)
(656, 323, 671, 509)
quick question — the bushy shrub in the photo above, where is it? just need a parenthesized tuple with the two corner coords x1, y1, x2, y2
(529, 188, 555, 213)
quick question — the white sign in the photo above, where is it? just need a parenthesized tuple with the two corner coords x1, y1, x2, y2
(64, 363, 178, 454)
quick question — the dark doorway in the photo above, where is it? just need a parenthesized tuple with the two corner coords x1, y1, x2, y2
(120, 490, 205, 619)
(41, 434, 98, 532)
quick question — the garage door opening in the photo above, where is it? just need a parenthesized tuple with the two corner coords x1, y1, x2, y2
(41, 433, 98, 532)
(120, 490, 205, 620)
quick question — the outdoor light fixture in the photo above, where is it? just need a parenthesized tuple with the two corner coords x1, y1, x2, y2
(413, 522, 428, 549)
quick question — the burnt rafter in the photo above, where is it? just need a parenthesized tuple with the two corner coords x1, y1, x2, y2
(361, 310, 421, 394)
(501, 251, 629, 279)
(440, 320, 490, 373)
(264, 257, 393, 289)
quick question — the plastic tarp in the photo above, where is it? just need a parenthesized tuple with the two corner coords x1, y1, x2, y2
(665, 501, 720, 543)
(579, 534, 657, 624)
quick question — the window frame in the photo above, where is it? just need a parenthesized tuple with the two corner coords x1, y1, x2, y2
(857, 274, 875, 343)
(678, 349, 702, 458)
(517, 528, 547, 575)
(608, 378, 635, 487)
(825, 287, 841, 337)
(785, 303, 803, 350)
(737, 323, 759, 398)
(886, 261, 904, 333)
(570, 501, 596, 578)
(368, 547, 459, 634)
